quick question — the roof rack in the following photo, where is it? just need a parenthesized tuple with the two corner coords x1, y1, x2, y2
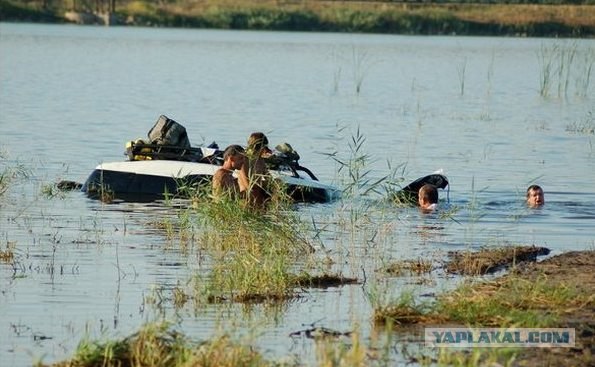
(126, 142, 209, 162)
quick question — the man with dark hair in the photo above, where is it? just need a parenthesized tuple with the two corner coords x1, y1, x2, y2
(212, 145, 247, 199)
(243, 132, 272, 209)
(418, 184, 438, 212)
(247, 132, 272, 156)
(526, 184, 545, 207)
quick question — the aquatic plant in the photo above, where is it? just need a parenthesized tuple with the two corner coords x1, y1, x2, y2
(457, 56, 467, 96)
(314, 327, 368, 367)
(538, 41, 593, 99)
(0, 150, 30, 199)
(352, 46, 372, 95)
(45, 322, 278, 367)
(327, 126, 388, 200)
(0, 239, 15, 263)
(373, 290, 433, 326)
(574, 48, 594, 98)
(185, 187, 315, 303)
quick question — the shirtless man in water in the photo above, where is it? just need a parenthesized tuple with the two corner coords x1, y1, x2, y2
(212, 144, 248, 199)
(418, 184, 438, 212)
(526, 184, 545, 207)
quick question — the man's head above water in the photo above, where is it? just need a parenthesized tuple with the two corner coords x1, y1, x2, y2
(526, 184, 545, 207)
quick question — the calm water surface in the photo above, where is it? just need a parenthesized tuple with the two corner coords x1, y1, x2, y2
(1, 23, 594, 365)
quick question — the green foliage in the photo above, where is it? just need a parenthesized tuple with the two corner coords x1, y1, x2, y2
(188, 191, 314, 302)
(2, 0, 592, 37)
(0, 0, 62, 21)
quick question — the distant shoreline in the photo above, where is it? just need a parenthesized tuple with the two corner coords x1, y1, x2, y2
(1, 0, 594, 38)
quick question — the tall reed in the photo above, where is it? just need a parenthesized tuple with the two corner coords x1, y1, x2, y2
(457, 56, 467, 96)
(537, 41, 592, 99)
(186, 182, 314, 303)
(0, 150, 30, 198)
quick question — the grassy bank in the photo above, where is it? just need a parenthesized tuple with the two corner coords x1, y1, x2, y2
(374, 250, 595, 366)
(1, 0, 594, 37)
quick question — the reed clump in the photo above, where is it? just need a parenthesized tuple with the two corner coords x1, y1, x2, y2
(0, 151, 29, 199)
(46, 322, 277, 367)
(190, 193, 316, 303)
(373, 292, 438, 326)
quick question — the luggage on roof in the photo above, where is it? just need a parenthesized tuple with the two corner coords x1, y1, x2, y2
(148, 115, 191, 148)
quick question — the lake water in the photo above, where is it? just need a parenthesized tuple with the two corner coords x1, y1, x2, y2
(1, 23, 594, 366)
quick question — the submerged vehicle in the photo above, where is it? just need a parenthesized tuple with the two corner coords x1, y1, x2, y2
(82, 116, 340, 203)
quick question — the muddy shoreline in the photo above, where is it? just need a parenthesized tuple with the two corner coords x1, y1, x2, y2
(509, 251, 595, 366)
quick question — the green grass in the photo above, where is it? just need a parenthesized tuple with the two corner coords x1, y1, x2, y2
(374, 272, 587, 328)
(167, 188, 315, 303)
(45, 322, 277, 367)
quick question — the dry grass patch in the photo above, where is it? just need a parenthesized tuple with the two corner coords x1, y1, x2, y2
(446, 245, 550, 275)
(292, 272, 359, 288)
(379, 258, 433, 276)
(454, 4, 595, 28)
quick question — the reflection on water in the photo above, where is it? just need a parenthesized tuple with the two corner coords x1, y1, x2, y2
(1, 22, 594, 365)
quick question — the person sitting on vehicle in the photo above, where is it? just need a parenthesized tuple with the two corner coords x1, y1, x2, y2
(526, 184, 545, 208)
(212, 144, 248, 200)
(243, 132, 273, 208)
(418, 184, 438, 212)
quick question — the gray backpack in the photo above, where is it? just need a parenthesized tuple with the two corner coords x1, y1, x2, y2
(147, 115, 191, 148)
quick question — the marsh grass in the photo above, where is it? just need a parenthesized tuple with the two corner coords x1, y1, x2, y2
(433, 347, 519, 367)
(0, 239, 16, 262)
(187, 189, 318, 303)
(457, 56, 467, 96)
(378, 258, 433, 276)
(41, 182, 66, 199)
(47, 322, 278, 367)
(373, 291, 435, 326)
(538, 41, 593, 98)
(314, 328, 368, 367)
(0, 151, 30, 198)
(351, 46, 374, 95)
(374, 272, 588, 329)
